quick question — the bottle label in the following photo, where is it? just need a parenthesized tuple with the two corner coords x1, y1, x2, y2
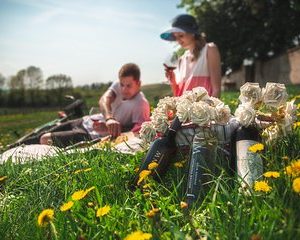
(236, 140, 263, 188)
(186, 145, 209, 201)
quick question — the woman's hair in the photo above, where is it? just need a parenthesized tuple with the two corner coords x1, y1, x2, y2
(118, 63, 141, 81)
(191, 33, 206, 61)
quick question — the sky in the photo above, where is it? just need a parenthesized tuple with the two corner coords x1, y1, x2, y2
(0, 0, 187, 86)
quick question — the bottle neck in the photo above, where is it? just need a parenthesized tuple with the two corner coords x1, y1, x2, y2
(166, 116, 182, 138)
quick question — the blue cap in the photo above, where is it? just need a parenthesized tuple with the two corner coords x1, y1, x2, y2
(160, 14, 199, 41)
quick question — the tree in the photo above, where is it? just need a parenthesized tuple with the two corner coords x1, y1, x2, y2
(179, 0, 300, 72)
(46, 74, 73, 106)
(25, 66, 44, 106)
(0, 73, 5, 106)
(0, 73, 5, 89)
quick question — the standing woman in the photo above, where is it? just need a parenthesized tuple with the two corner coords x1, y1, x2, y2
(161, 14, 222, 98)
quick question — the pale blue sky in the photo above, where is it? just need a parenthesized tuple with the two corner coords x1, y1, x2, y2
(0, 0, 186, 86)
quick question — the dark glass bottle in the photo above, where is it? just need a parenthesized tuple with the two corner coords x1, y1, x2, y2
(185, 132, 216, 207)
(132, 117, 182, 186)
(235, 125, 263, 188)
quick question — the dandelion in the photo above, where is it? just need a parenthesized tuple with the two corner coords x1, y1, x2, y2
(254, 181, 272, 193)
(137, 170, 151, 185)
(292, 178, 300, 193)
(248, 143, 264, 153)
(96, 205, 111, 217)
(143, 192, 150, 197)
(0, 176, 8, 182)
(124, 230, 152, 240)
(146, 208, 159, 218)
(263, 171, 280, 178)
(87, 202, 94, 207)
(37, 209, 54, 227)
(294, 122, 300, 128)
(180, 201, 188, 209)
(71, 187, 95, 201)
(174, 161, 185, 168)
(60, 201, 74, 212)
(148, 162, 158, 170)
(71, 190, 87, 201)
(285, 160, 300, 177)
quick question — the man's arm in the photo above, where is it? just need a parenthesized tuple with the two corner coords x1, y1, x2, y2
(99, 89, 117, 119)
(98, 89, 121, 137)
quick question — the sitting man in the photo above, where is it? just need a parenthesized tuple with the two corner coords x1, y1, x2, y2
(39, 63, 150, 147)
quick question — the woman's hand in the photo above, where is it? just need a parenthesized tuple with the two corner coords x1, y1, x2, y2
(164, 64, 176, 84)
(164, 64, 178, 96)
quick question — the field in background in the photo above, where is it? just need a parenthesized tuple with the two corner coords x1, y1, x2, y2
(0, 83, 299, 149)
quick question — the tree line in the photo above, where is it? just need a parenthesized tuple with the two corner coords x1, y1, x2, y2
(0, 66, 112, 108)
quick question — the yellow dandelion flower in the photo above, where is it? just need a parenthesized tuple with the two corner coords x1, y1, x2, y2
(71, 187, 95, 201)
(285, 166, 294, 177)
(291, 160, 300, 176)
(143, 192, 150, 197)
(124, 230, 152, 240)
(294, 122, 300, 128)
(248, 143, 264, 153)
(292, 178, 300, 193)
(137, 170, 151, 185)
(0, 176, 8, 182)
(145, 208, 159, 218)
(60, 201, 74, 212)
(148, 162, 158, 170)
(174, 161, 185, 168)
(37, 209, 54, 227)
(71, 190, 87, 201)
(286, 160, 300, 177)
(96, 205, 111, 217)
(263, 171, 280, 178)
(254, 181, 272, 193)
(134, 167, 140, 173)
(180, 201, 188, 209)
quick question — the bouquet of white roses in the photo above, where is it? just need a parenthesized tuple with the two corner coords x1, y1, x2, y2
(234, 82, 297, 142)
(140, 87, 232, 144)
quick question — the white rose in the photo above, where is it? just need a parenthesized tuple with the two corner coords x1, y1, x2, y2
(157, 96, 177, 113)
(190, 101, 212, 126)
(191, 87, 209, 101)
(214, 104, 232, 125)
(151, 110, 169, 134)
(234, 103, 256, 127)
(262, 82, 288, 108)
(139, 121, 156, 143)
(239, 82, 262, 106)
(176, 97, 193, 123)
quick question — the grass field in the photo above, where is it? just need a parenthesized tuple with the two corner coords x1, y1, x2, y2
(0, 84, 300, 239)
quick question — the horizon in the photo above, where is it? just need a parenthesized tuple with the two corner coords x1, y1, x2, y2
(0, 0, 186, 87)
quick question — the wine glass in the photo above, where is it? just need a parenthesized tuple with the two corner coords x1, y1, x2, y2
(89, 107, 103, 122)
(163, 52, 178, 70)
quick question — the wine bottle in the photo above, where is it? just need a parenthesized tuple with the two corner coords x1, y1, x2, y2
(132, 117, 182, 186)
(235, 125, 263, 189)
(185, 131, 216, 207)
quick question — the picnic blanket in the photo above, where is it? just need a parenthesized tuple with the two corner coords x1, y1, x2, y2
(0, 118, 239, 164)
(0, 132, 144, 164)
